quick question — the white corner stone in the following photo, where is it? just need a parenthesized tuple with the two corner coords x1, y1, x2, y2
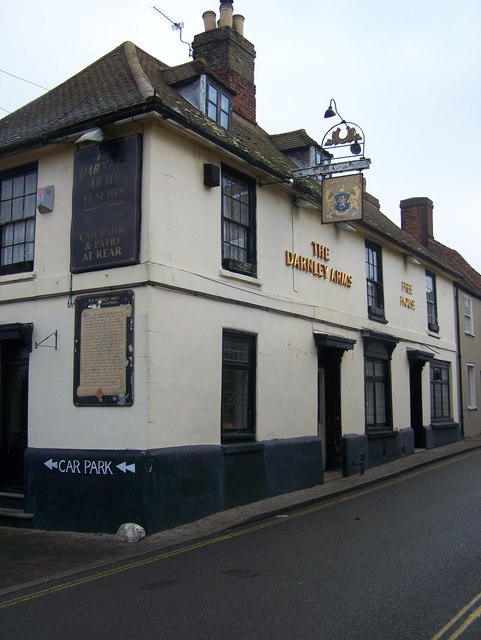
(116, 522, 146, 543)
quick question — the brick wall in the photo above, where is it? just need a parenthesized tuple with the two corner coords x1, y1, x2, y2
(192, 27, 257, 123)
(400, 197, 434, 247)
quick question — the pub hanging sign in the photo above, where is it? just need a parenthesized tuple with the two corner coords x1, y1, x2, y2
(321, 173, 363, 224)
(70, 135, 142, 273)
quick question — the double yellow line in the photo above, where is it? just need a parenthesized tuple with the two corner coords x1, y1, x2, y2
(431, 591, 481, 639)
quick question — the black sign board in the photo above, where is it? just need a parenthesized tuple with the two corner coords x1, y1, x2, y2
(73, 290, 134, 406)
(71, 135, 142, 273)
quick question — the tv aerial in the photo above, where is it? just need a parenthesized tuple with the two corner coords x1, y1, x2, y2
(152, 6, 193, 57)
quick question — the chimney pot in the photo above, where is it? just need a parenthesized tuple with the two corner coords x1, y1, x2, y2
(202, 10, 217, 31)
(219, 2, 234, 27)
(233, 14, 245, 35)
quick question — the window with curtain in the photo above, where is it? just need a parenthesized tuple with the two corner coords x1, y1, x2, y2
(0, 165, 37, 275)
(222, 167, 256, 277)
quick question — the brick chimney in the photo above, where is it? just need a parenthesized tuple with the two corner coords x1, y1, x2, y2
(400, 197, 434, 247)
(193, 1, 256, 123)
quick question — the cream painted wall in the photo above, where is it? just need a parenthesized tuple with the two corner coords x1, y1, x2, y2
(145, 288, 320, 448)
(0, 119, 462, 453)
(339, 340, 364, 435)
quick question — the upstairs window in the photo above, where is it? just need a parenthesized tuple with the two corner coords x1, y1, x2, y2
(0, 165, 37, 275)
(466, 363, 477, 410)
(222, 166, 256, 277)
(426, 271, 439, 332)
(464, 295, 474, 335)
(430, 360, 451, 421)
(365, 242, 385, 321)
(207, 82, 231, 129)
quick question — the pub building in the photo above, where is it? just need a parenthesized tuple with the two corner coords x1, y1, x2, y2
(0, 1, 467, 533)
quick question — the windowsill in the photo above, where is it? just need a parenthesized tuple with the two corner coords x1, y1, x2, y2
(0, 271, 37, 284)
(222, 441, 262, 454)
(430, 420, 457, 430)
(467, 406, 478, 411)
(368, 314, 388, 324)
(219, 269, 262, 286)
(427, 330, 440, 338)
(367, 430, 396, 439)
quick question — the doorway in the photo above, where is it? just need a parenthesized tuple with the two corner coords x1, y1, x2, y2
(0, 335, 30, 488)
(318, 355, 341, 470)
(407, 350, 433, 449)
(315, 333, 356, 471)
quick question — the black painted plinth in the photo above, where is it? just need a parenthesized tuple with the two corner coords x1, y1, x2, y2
(24, 437, 323, 534)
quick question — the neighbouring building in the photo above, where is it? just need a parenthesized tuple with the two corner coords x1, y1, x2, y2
(0, 2, 463, 533)
(401, 197, 481, 440)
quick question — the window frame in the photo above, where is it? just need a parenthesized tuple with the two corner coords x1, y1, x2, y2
(363, 333, 397, 435)
(221, 330, 256, 442)
(430, 360, 451, 421)
(206, 81, 232, 130)
(364, 355, 392, 433)
(0, 164, 37, 276)
(221, 165, 257, 277)
(365, 241, 385, 321)
(426, 271, 439, 332)
(464, 294, 474, 335)
(466, 363, 477, 410)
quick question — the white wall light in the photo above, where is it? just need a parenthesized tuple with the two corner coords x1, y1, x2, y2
(75, 127, 104, 144)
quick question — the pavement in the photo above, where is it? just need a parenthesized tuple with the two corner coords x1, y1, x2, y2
(1, 437, 481, 598)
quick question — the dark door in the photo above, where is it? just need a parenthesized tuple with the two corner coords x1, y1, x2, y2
(318, 350, 342, 470)
(409, 362, 426, 448)
(0, 341, 29, 488)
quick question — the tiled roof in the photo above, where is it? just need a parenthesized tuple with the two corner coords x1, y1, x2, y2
(270, 129, 320, 151)
(0, 42, 306, 187)
(161, 59, 208, 86)
(0, 41, 469, 281)
(426, 239, 481, 296)
(0, 43, 150, 152)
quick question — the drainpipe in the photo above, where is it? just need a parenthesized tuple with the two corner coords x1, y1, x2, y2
(454, 282, 465, 438)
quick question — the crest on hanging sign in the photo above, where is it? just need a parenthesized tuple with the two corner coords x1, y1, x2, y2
(321, 173, 363, 223)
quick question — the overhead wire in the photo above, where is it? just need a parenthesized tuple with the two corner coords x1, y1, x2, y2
(0, 67, 49, 115)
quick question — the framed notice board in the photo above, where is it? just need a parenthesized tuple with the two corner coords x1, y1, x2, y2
(73, 290, 134, 406)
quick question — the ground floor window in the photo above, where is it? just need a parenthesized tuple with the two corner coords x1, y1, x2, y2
(430, 360, 451, 420)
(362, 331, 398, 434)
(221, 331, 256, 441)
(365, 356, 390, 432)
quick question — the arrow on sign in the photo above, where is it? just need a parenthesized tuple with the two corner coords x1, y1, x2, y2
(44, 458, 58, 470)
(116, 462, 136, 474)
